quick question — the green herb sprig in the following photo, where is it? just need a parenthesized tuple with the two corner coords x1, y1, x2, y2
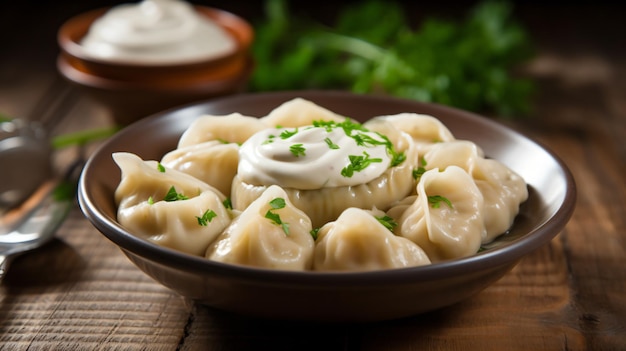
(375, 215, 398, 232)
(428, 195, 453, 209)
(250, 0, 534, 118)
(265, 198, 290, 235)
(196, 209, 217, 226)
(310, 228, 320, 240)
(341, 151, 383, 178)
(289, 143, 306, 157)
(222, 198, 233, 210)
(164, 186, 188, 202)
(413, 158, 428, 180)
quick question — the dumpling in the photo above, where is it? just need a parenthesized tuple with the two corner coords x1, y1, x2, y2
(473, 160, 528, 242)
(424, 140, 528, 242)
(260, 98, 349, 128)
(231, 132, 419, 228)
(364, 113, 455, 155)
(161, 140, 239, 197)
(313, 207, 431, 272)
(392, 166, 485, 262)
(423, 140, 485, 171)
(177, 113, 268, 148)
(113, 152, 232, 256)
(206, 185, 314, 271)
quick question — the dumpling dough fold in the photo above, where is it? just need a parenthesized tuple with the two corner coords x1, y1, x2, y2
(161, 140, 239, 197)
(391, 166, 485, 262)
(206, 185, 315, 271)
(260, 98, 349, 128)
(424, 140, 528, 242)
(177, 113, 268, 148)
(113, 152, 231, 256)
(364, 113, 455, 155)
(313, 208, 431, 272)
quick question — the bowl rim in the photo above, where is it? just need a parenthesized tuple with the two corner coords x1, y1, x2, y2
(78, 91, 577, 285)
(57, 5, 254, 68)
(56, 54, 255, 91)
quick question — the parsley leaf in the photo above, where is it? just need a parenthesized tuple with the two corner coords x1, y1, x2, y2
(263, 134, 276, 145)
(375, 215, 398, 232)
(222, 197, 233, 210)
(280, 128, 299, 139)
(310, 228, 320, 240)
(164, 186, 188, 202)
(157, 163, 166, 173)
(265, 198, 290, 235)
(289, 143, 306, 157)
(324, 137, 340, 149)
(196, 209, 217, 226)
(413, 159, 428, 180)
(428, 195, 453, 209)
(269, 197, 287, 209)
(341, 151, 383, 177)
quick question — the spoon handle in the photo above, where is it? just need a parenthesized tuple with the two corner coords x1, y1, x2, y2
(0, 254, 8, 281)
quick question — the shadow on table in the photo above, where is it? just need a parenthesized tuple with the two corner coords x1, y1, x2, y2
(178, 300, 465, 350)
(1, 237, 86, 287)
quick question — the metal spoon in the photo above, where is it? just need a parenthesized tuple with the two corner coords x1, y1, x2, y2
(0, 118, 53, 213)
(0, 117, 78, 281)
(0, 182, 72, 281)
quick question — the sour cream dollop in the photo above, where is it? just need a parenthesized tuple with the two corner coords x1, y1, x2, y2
(80, 0, 237, 65)
(238, 122, 394, 190)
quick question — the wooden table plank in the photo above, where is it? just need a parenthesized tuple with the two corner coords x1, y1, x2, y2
(0, 211, 190, 350)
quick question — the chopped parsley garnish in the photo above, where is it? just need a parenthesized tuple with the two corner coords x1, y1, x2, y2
(390, 150, 406, 167)
(265, 198, 290, 235)
(375, 215, 398, 232)
(148, 196, 154, 205)
(324, 137, 340, 149)
(280, 128, 299, 139)
(164, 186, 188, 202)
(289, 143, 306, 157)
(222, 197, 233, 210)
(312, 120, 406, 169)
(412, 167, 425, 180)
(269, 197, 286, 210)
(310, 228, 320, 240)
(413, 159, 428, 180)
(196, 209, 217, 226)
(341, 151, 383, 178)
(428, 195, 453, 209)
(157, 163, 166, 173)
(262, 134, 276, 144)
(312, 120, 339, 132)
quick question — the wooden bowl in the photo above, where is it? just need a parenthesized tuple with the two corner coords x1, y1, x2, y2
(57, 6, 254, 125)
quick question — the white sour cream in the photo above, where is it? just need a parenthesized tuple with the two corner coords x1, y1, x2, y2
(80, 0, 237, 65)
(238, 123, 393, 190)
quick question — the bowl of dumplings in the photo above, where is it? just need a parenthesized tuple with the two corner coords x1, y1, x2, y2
(78, 91, 576, 322)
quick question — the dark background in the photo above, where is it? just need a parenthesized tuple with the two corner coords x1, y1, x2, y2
(2, 0, 625, 69)
(1, 0, 624, 124)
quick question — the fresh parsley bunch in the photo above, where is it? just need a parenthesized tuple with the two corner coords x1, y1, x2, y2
(250, 0, 535, 118)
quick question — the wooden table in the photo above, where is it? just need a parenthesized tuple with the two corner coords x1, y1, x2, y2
(1, 1, 624, 350)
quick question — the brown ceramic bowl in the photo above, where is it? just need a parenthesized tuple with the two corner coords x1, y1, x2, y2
(57, 6, 254, 126)
(78, 91, 576, 322)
